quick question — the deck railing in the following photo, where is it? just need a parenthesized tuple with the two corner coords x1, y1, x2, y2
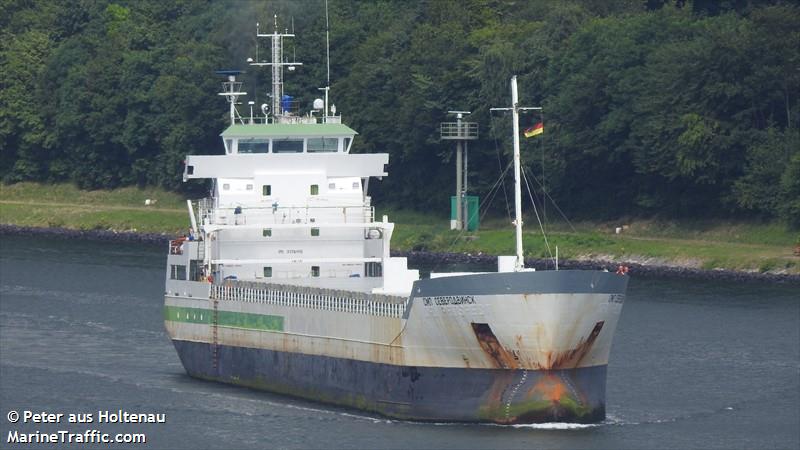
(196, 199, 374, 227)
(211, 281, 407, 319)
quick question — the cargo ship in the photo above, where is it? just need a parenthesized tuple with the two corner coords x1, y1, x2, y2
(164, 18, 628, 424)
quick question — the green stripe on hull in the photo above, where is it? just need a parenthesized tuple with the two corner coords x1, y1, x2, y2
(164, 305, 284, 332)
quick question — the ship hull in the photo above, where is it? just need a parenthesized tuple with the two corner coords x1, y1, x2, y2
(171, 339, 607, 424)
(165, 269, 626, 424)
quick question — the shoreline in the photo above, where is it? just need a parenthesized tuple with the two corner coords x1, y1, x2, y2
(2, 224, 798, 285)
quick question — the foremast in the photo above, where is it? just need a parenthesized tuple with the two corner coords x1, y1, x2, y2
(491, 76, 542, 271)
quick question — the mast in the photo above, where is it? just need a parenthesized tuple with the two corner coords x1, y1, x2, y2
(511, 77, 524, 270)
(217, 71, 246, 126)
(250, 15, 302, 118)
(491, 76, 541, 271)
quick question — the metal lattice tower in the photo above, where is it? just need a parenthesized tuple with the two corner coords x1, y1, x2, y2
(440, 111, 478, 230)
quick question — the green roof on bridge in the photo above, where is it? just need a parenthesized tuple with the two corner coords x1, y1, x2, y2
(221, 123, 358, 137)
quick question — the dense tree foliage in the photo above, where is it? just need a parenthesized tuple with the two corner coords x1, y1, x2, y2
(1, 0, 798, 225)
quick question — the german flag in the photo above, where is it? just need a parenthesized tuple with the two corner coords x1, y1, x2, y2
(524, 122, 544, 138)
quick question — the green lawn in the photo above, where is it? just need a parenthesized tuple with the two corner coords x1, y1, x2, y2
(1, 183, 798, 274)
(0, 182, 187, 233)
(380, 208, 799, 274)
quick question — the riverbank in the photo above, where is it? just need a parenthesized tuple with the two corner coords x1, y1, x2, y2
(2, 224, 798, 284)
(2, 182, 798, 281)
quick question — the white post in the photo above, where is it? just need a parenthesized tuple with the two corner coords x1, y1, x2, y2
(556, 245, 559, 271)
(511, 76, 524, 271)
(228, 76, 236, 125)
(187, 200, 198, 236)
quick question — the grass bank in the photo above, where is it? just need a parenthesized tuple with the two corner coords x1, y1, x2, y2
(0, 182, 187, 234)
(2, 183, 798, 274)
(383, 209, 799, 274)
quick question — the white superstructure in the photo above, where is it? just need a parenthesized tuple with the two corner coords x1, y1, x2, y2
(173, 16, 419, 296)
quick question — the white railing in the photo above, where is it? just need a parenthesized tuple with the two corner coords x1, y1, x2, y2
(236, 115, 343, 125)
(196, 199, 374, 227)
(211, 281, 407, 318)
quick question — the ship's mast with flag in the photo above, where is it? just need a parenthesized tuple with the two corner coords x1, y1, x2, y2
(491, 76, 542, 271)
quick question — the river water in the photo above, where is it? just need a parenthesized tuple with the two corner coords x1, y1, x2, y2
(1, 235, 798, 449)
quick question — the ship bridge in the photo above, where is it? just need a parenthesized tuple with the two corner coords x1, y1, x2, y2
(168, 17, 417, 297)
(178, 121, 412, 295)
(219, 123, 357, 155)
(183, 122, 387, 209)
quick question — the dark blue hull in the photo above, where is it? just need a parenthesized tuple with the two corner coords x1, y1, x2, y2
(172, 340, 607, 424)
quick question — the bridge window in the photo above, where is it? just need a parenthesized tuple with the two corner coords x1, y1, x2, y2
(273, 139, 303, 153)
(238, 138, 269, 154)
(343, 137, 352, 152)
(307, 137, 339, 153)
(310, 184, 319, 195)
(311, 227, 319, 237)
(263, 267, 272, 277)
(311, 266, 320, 277)
(225, 139, 233, 154)
(262, 185, 271, 196)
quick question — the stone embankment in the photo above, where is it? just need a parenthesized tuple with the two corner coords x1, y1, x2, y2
(394, 250, 800, 284)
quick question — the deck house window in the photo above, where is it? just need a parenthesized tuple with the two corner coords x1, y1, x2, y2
(238, 138, 269, 153)
(365, 262, 382, 277)
(273, 139, 303, 153)
(310, 184, 319, 195)
(263, 267, 272, 277)
(262, 185, 271, 196)
(307, 138, 339, 153)
(170, 264, 187, 280)
(262, 228, 272, 237)
(311, 266, 320, 277)
(311, 227, 320, 237)
(189, 260, 202, 281)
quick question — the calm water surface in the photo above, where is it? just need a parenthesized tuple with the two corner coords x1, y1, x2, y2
(1, 236, 798, 449)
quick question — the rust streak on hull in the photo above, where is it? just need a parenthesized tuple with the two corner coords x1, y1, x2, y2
(540, 321, 605, 370)
(471, 322, 519, 369)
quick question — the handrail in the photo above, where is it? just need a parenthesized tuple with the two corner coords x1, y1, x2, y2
(196, 198, 374, 226)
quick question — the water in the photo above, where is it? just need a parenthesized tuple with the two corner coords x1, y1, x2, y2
(1, 235, 798, 449)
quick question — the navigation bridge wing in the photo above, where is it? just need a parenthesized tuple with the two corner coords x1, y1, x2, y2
(184, 153, 389, 180)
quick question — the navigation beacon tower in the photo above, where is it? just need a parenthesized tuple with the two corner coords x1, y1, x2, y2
(440, 111, 478, 230)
